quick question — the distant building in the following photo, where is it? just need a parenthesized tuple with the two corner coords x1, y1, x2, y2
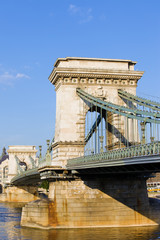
(0, 147, 9, 191)
(0, 146, 38, 193)
(147, 173, 160, 191)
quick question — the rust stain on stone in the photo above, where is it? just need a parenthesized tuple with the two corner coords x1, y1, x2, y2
(63, 198, 68, 213)
(49, 195, 59, 227)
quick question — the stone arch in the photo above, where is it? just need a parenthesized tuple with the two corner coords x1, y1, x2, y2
(19, 161, 27, 171)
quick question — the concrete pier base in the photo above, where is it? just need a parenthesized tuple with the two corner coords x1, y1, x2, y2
(21, 174, 160, 228)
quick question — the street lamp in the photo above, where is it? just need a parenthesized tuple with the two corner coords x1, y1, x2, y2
(140, 122, 146, 144)
(39, 145, 42, 159)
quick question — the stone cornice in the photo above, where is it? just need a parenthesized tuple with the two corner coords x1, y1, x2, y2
(52, 74, 139, 91)
(7, 150, 37, 154)
(49, 70, 144, 86)
(54, 57, 137, 67)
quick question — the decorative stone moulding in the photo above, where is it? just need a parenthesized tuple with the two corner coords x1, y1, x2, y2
(49, 57, 144, 90)
(7, 146, 37, 153)
(52, 74, 140, 88)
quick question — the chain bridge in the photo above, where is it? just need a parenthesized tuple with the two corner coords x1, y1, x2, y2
(11, 85, 160, 185)
(8, 57, 160, 228)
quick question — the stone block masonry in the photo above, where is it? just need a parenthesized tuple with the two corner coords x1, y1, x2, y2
(48, 57, 144, 167)
(21, 174, 160, 229)
(20, 57, 157, 229)
(0, 186, 39, 203)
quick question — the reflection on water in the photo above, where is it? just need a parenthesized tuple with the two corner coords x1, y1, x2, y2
(21, 227, 160, 240)
(1, 202, 160, 240)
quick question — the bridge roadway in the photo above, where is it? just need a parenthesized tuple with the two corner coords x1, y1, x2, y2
(10, 142, 160, 186)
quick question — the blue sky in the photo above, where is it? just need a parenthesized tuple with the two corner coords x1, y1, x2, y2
(0, 0, 160, 155)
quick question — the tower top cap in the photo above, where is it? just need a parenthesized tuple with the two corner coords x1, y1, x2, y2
(54, 57, 137, 70)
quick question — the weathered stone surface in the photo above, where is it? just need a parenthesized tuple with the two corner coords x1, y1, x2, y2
(20, 58, 160, 229)
(0, 186, 39, 202)
(7, 145, 38, 182)
(21, 199, 53, 228)
(21, 175, 160, 228)
(49, 57, 143, 167)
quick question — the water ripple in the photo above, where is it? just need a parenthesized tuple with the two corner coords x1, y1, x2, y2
(0, 203, 160, 240)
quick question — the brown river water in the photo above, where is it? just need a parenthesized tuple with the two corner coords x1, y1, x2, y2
(1, 202, 160, 240)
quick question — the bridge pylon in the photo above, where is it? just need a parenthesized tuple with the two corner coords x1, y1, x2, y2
(19, 58, 160, 229)
(49, 57, 143, 166)
(7, 146, 37, 183)
(49, 57, 143, 167)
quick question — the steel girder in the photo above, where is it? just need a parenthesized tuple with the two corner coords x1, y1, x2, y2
(76, 88, 160, 124)
(118, 89, 160, 112)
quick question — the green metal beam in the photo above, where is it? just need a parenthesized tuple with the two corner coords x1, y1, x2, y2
(10, 167, 39, 185)
(85, 114, 101, 143)
(76, 88, 160, 124)
(118, 89, 160, 111)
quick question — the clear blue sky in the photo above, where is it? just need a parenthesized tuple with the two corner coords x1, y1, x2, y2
(0, 0, 160, 155)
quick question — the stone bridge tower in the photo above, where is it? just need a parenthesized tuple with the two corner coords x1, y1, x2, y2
(7, 146, 37, 182)
(49, 57, 144, 167)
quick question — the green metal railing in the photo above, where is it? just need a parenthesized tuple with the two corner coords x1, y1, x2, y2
(67, 141, 160, 168)
(38, 140, 52, 168)
(38, 153, 52, 168)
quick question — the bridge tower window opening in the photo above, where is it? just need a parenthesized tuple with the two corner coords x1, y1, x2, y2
(80, 87, 160, 152)
(138, 119, 160, 145)
(84, 106, 107, 156)
(83, 104, 130, 155)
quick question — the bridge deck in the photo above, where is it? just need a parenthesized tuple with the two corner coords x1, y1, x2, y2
(67, 142, 160, 174)
(10, 168, 40, 186)
(11, 142, 160, 185)
(67, 154, 160, 174)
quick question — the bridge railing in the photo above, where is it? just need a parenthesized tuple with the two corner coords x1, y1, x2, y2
(38, 151, 52, 168)
(67, 141, 160, 167)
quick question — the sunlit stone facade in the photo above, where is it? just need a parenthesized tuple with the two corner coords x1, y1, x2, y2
(49, 57, 144, 167)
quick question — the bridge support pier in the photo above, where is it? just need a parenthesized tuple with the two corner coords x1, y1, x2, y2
(21, 174, 159, 228)
(0, 186, 39, 203)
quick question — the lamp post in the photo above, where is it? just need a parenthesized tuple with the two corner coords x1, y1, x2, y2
(140, 122, 146, 144)
(39, 145, 42, 159)
(46, 139, 50, 151)
(46, 140, 51, 165)
(99, 136, 104, 153)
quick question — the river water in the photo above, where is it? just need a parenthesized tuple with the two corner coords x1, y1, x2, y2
(1, 202, 160, 240)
